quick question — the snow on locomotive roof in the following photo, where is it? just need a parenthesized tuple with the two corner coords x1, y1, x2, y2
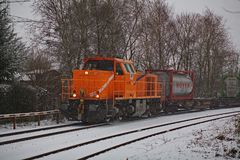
(84, 57, 133, 64)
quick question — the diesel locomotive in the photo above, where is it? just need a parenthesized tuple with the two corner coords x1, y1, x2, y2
(61, 57, 197, 123)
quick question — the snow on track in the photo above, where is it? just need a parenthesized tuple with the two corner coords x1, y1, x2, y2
(0, 107, 240, 160)
(0, 125, 81, 142)
(37, 112, 239, 160)
(91, 117, 235, 160)
(0, 123, 107, 145)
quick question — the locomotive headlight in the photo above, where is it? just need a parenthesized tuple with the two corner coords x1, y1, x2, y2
(95, 91, 100, 98)
(73, 90, 77, 98)
(73, 93, 77, 98)
(85, 71, 89, 75)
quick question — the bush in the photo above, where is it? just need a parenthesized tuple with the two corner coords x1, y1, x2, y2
(0, 83, 37, 114)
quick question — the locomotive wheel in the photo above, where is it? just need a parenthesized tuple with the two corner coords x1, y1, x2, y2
(115, 108, 125, 121)
(127, 104, 135, 115)
(118, 116, 123, 121)
(147, 111, 152, 117)
(105, 117, 111, 123)
(116, 111, 124, 121)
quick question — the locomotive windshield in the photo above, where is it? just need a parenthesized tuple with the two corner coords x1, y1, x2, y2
(83, 60, 114, 71)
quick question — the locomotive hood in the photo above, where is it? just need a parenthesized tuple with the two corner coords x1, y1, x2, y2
(71, 69, 114, 99)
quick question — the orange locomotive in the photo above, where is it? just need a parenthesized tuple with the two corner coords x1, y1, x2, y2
(61, 57, 163, 123)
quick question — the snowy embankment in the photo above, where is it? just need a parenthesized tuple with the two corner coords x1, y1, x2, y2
(0, 108, 240, 160)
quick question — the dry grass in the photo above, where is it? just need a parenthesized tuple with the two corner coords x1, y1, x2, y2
(189, 116, 240, 159)
(235, 116, 240, 135)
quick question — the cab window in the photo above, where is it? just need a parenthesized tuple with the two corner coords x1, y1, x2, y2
(129, 64, 135, 73)
(124, 63, 134, 74)
(124, 63, 130, 73)
(116, 63, 123, 75)
(83, 60, 113, 71)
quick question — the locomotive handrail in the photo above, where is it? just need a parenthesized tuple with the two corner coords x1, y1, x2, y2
(61, 78, 163, 101)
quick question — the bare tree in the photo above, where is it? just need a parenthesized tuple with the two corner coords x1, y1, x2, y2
(173, 13, 200, 70)
(120, 0, 145, 60)
(139, 0, 174, 70)
(24, 48, 51, 85)
(193, 9, 235, 96)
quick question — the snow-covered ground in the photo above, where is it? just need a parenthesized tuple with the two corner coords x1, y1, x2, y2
(92, 116, 240, 160)
(0, 108, 239, 160)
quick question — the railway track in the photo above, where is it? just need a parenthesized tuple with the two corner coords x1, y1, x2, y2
(0, 104, 223, 137)
(0, 123, 108, 146)
(0, 106, 238, 146)
(0, 104, 232, 138)
(23, 110, 240, 160)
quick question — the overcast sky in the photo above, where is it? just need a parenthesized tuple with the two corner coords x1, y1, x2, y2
(9, 0, 240, 50)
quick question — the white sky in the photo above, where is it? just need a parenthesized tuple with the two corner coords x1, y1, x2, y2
(9, 0, 240, 50)
(167, 0, 240, 51)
